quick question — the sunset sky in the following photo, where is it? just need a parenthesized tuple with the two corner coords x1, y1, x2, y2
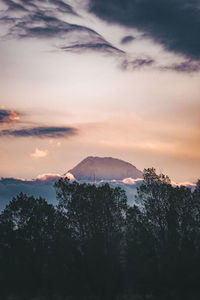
(0, 0, 200, 183)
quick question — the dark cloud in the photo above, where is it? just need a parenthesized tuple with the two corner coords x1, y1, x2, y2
(0, 109, 19, 125)
(2, 0, 75, 14)
(121, 35, 135, 45)
(0, 16, 16, 24)
(162, 60, 200, 73)
(50, 0, 77, 15)
(89, 0, 200, 60)
(2, 0, 27, 11)
(61, 42, 124, 54)
(0, 0, 96, 39)
(0, 109, 11, 124)
(23, 22, 97, 39)
(2, 0, 199, 72)
(1, 3, 124, 55)
(0, 126, 78, 138)
(120, 58, 154, 71)
(0, 0, 127, 57)
(7, 12, 81, 39)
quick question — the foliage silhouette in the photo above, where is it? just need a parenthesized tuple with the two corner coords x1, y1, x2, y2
(0, 171, 200, 300)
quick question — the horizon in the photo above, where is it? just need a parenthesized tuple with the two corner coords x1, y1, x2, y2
(0, 155, 198, 186)
(1, 0, 200, 183)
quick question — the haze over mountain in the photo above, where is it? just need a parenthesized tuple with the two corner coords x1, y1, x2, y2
(0, 156, 197, 211)
(68, 156, 143, 181)
(0, 156, 143, 210)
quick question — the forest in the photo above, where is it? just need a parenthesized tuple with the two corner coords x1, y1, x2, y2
(0, 168, 200, 300)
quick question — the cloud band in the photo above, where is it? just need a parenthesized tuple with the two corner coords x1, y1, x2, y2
(0, 126, 78, 138)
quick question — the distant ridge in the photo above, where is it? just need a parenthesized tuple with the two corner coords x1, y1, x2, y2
(67, 156, 143, 181)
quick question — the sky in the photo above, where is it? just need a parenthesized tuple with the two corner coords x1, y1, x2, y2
(0, 0, 200, 183)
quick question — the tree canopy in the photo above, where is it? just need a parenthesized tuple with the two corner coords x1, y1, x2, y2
(0, 170, 200, 300)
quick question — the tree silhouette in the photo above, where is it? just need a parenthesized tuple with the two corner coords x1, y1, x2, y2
(126, 168, 200, 299)
(0, 193, 76, 298)
(55, 178, 127, 300)
(1, 171, 200, 300)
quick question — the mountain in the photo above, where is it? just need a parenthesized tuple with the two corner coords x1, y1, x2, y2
(0, 156, 197, 211)
(0, 157, 143, 210)
(68, 156, 143, 181)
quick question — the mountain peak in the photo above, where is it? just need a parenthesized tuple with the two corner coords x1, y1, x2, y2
(68, 156, 143, 181)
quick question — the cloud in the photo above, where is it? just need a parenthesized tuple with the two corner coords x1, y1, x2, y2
(122, 177, 143, 185)
(121, 35, 135, 45)
(2, 0, 27, 12)
(36, 173, 61, 181)
(60, 42, 124, 54)
(6, 13, 79, 39)
(162, 60, 200, 73)
(89, 0, 200, 61)
(0, 2, 124, 56)
(120, 58, 154, 71)
(2, 0, 199, 73)
(14, 14, 92, 39)
(36, 172, 75, 181)
(171, 181, 197, 189)
(2, 0, 75, 14)
(0, 126, 78, 138)
(47, 0, 77, 15)
(30, 148, 48, 159)
(0, 108, 20, 126)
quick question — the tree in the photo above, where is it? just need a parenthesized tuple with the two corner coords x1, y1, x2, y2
(196, 179, 200, 189)
(0, 193, 75, 298)
(126, 205, 157, 296)
(126, 168, 200, 299)
(55, 178, 128, 300)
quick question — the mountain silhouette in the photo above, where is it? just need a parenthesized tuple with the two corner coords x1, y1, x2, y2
(68, 156, 143, 181)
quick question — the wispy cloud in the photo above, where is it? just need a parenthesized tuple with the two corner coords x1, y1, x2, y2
(161, 60, 200, 73)
(2, 0, 27, 12)
(2, 0, 75, 14)
(0, 0, 123, 56)
(0, 126, 78, 138)
(120, 58, 155, 71)
(30, 148, 48, 158)
(61, 42, 124, 54)
(1, 0, 200, 73)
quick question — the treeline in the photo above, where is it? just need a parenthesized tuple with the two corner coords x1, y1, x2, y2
(0, 168, 200, 300)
